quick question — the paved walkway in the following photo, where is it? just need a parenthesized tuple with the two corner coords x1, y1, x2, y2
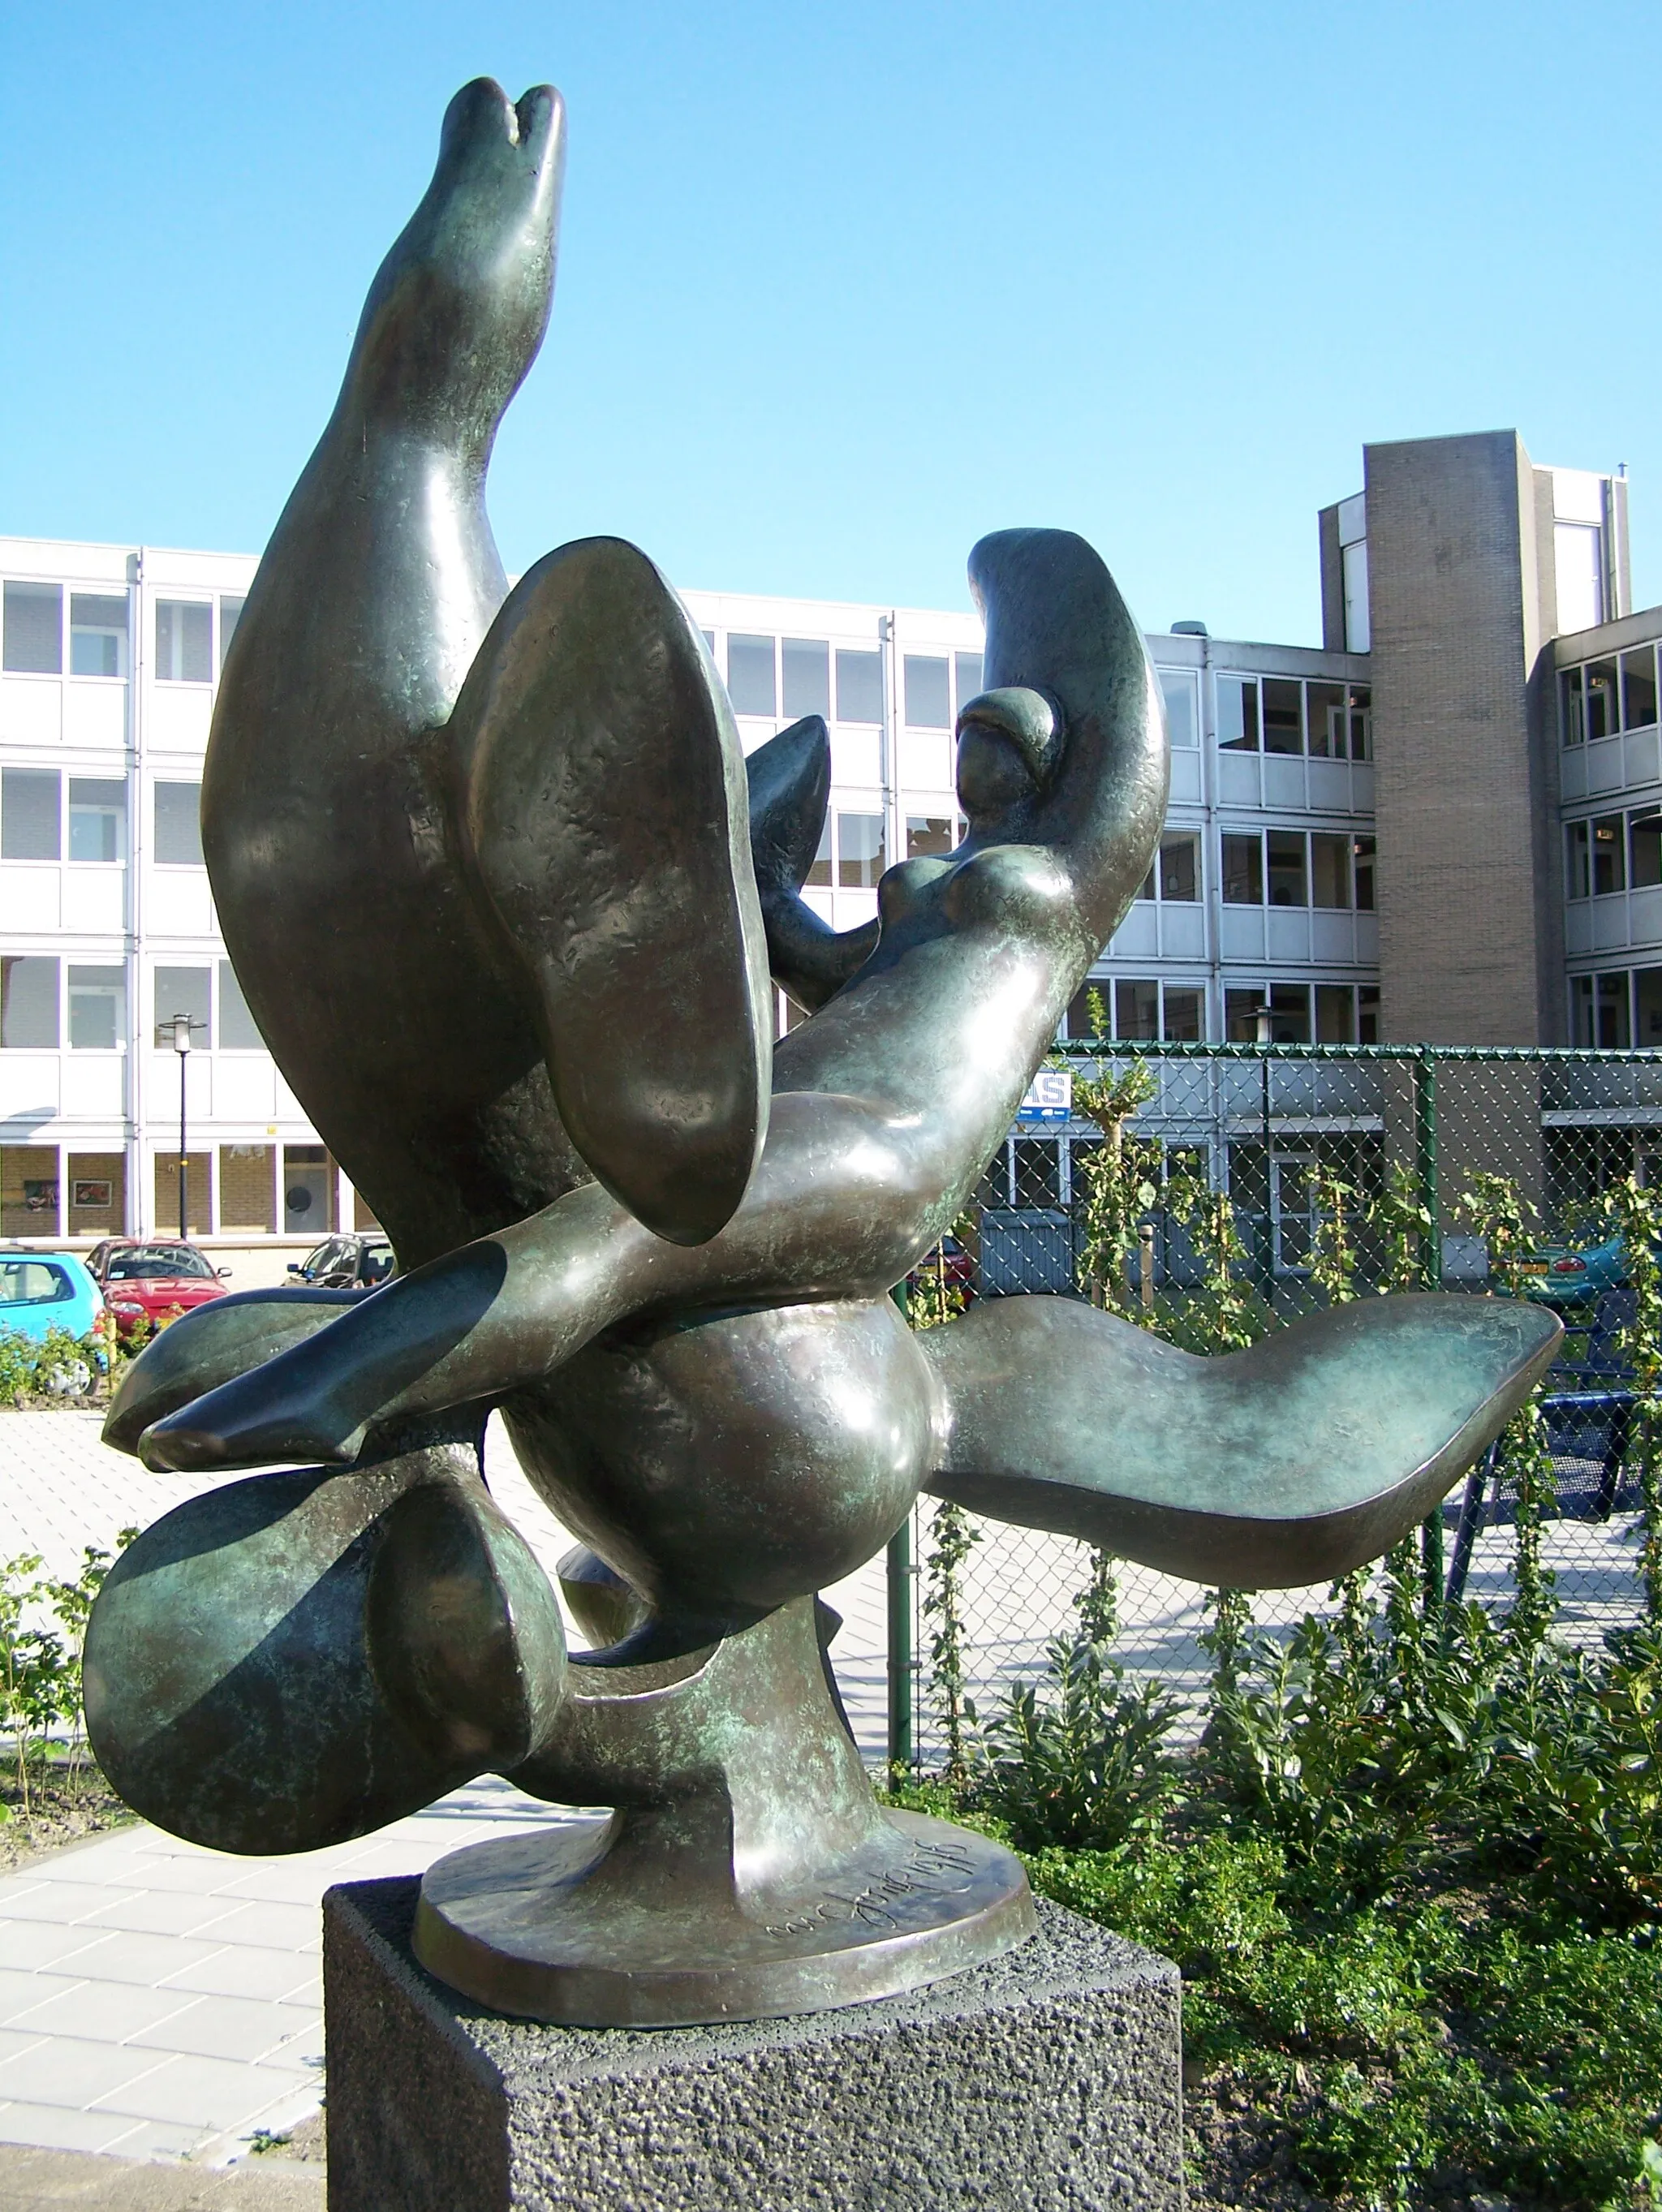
(0, 1407, 890, 2164)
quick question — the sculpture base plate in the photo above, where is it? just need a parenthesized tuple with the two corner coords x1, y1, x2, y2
(412, 1809, 1036, 2025)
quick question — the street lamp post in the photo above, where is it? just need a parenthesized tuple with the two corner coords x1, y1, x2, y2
(165, 1014, 201, 1240)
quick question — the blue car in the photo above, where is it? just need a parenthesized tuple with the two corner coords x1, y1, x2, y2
(0, 1250, 105, 1345)
(1516, 1232, 1653, 1310)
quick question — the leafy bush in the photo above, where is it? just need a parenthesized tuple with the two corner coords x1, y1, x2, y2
(0, 1535, 134, 1815)
(0, 1325, 110, 1409)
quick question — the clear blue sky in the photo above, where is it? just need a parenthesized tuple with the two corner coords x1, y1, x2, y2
(2, 2, 1657, 643)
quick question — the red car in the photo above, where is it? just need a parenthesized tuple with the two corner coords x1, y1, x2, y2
(87, 1240, 231, 1340)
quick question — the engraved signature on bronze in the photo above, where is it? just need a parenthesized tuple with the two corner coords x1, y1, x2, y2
(764, 1839, 978, 1940)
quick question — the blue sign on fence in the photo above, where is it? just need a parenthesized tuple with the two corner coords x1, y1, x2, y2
(1017, 1069, 1072, 1125)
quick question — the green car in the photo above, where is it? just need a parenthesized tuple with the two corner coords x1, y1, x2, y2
(1514, 1232, 1630, 1310)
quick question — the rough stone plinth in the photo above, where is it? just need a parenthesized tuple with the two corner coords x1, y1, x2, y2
(323, 1875, 1182, 2212)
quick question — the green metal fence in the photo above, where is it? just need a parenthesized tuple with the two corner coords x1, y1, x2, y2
(885, 1040, 1662, 1774)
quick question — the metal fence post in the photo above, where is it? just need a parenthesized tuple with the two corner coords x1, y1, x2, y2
(1414, 1048, 1445, 1612)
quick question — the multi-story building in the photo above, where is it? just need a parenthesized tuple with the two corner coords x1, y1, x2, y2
(0, 427, 1646, 1271)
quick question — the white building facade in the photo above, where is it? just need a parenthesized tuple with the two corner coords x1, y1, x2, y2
(0, 533, 1377, 1272)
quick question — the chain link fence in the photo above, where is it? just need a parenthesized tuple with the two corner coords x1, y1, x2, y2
(886, 1043, 1662, 1772)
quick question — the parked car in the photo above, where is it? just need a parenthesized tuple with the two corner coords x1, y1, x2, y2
(286, 1233, 397, 1289)
(87, 1240, 231, 1340)
(1515, 1232, 1636, 1311)
(0, 1250, 105, 1348)
(906, 1233, 976, 1306)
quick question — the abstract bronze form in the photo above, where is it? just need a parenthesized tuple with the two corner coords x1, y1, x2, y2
(85, 78, 1561, 2028)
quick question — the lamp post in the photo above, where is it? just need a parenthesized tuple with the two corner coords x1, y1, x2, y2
(164, 1014, 203, 1240)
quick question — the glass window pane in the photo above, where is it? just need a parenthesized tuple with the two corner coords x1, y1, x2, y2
(1636, 967, 1662, 1048)
(1593, 812, 1626, 895)
(1225, 988, 1263, 1042)
(1352, 835, 1376, 911)
(1157, 670, 1197, 748)
(154, 781, 204, 865)
(218, 959, 263, 1048)
(1622, 647, 1658, 731)
(1221, 833, 1263, 904)
(1306, 682, 1346, 758)
(1161, 987, 1202, 1041)
(1262, 678, 1303, 755)
(1, 769, 60, 860)
(2, 583, 62, 673)
(1267, 831, 1307, 906)
(726, 634, 776, 717)
(68, 965, 124, 1050)
(1566, 820, 1591, 900)
(805, 819, 832, 888)
(835, 649, 884, 724)
(154, 966, 212, 1048)
(69, 594, 129, 678)
(1358, 985, 1380, 1044)
(1134, 863, 1155, 902)
(1570, 974, 1594, 1046)
(837, 812, 885, 887)
(1217, 676, 1259, 751)
(1631, 810, 1662, 890)
(953, 652, 984, 715)
(1157, 832, 1199, 901)
(1268, 983, 1311, 1043)
(781, 638, 829, 720)
(1011, 1138, 1061, 1209)
(1310, 833, 1351, 908)
(1, 957, 58, 1047)
(1595, 971, 1631, 1048)
(155, 600, 213, 684)
(1583, 659, 1618, 742)
(1346, 684, 1371, 760)
(68, 778, 126, 863)
(906, 815, 955, 859)
(219, 596, 245, 674)
(903, 656, 950, 729)
(1115, 979, 1159, 1039)
(1561, 667, 1586, 747)
(1066, 983, 1108, 1039)
(1315, 984, 1354, 1043)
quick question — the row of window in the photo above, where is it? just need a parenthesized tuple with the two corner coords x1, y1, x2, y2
(801, 811, 964, 889)
(0, 770, 202, 866)
(1217, 676, 1372, 760)
(1219, 829, 1376, 910)
(1062, 977, 1381, 1045)
(1571, 967, 1662, 1048)
(713, 633, 985, 729)
(1565, 808, 1662, 898)
(0, 958, 258, 1052)
(1561, 644, 1660, 746)
(1, 583, 244, 682)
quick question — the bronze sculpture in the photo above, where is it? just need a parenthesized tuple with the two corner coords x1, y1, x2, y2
(84, 77, 1560, 2027)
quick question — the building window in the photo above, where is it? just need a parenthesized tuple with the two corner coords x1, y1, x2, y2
(1221, 833, 1263, 904)
(69, 779, 126, 864)
(837, 813, 885, 888)
(1217, 676, 1259, 751)
(835, 649, 884, 725)
(2, 583, 62, 674)
(1, 769, 60, 861)
(70, 594, 129, 678)
(1623, 647, 1659, 731)
(1638, 968, 1662, 1047)
(154, 782, 205, 866)
(903, 656, 950, 729)
(1310, 833, 1352, 909)
(1162, 986, 1202, 1041)
(906, 815, 958, 859)
(805, 819, 832, 888)
(218, 959, 263, 1049)
(954, 652, 984, 714)
(1115, 979, 1159, 1039)
(1157, 832, 1199, 901)
(1353, 837, 1376, 910)
(1633, 811, 1662, 889)
(1562, 658, 1620, 746)
(155, 601, 213, 684)
(1266, 831, 1307, 906)
(1315, 983, 1355, 1043)
(1262, 679, 1303, 755)
(1306, 681, 1346, 758)
(219, 596, 246, 673)
(154, 966, 212, 1048)
(1225, 984, 1311, 1043)
(1572, 972, 1631, 1048)
(1, 957, 59, 1047)
(726, 634, 776, 717)
(1156, 670, 1198, 748)
(1346, 686, 1372, 761)
(68, 966, 125, 1050)
(781, 638, 829, 720)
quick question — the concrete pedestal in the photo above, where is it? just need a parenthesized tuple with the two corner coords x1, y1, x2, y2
(323, 1875, 1183, 2212)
